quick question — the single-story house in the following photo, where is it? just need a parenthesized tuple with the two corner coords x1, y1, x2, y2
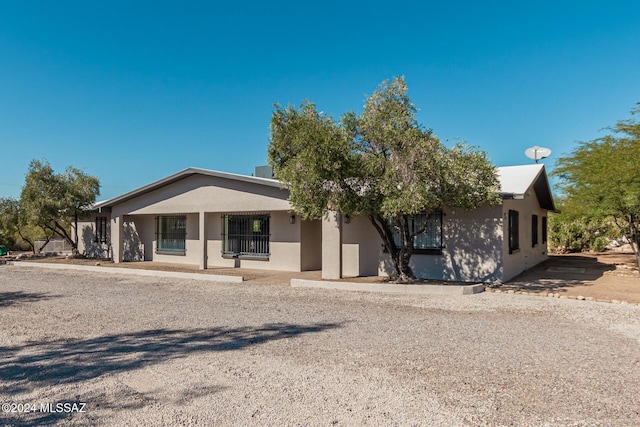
(77, 163, 556, 283)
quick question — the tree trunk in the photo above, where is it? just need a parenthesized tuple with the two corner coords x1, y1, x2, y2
(632, 243, 640, 270)
(368, 214, 416, 282)
(631, 233, 640, 269)
(394, 245, 416, 282)
(74, 212, 79, 254)
(34, 225, 55, 253)
(17, 230, 36, 254)
(50, 221, 79, 255)
(627, 214, 640, 269)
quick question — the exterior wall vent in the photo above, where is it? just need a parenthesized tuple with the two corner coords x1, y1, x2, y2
(254, 166, 274, 179)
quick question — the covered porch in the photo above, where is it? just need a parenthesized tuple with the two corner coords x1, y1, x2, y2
(109, 210, 322, 272)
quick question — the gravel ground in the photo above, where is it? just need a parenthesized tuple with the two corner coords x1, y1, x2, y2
(1, 266, 639, 426)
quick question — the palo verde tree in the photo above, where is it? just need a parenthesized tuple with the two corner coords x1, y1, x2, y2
(268, 77, 500, 282)
(554, 103, 640, 267)
(19, 159, 100, 255)
(547, 197, 621, 254)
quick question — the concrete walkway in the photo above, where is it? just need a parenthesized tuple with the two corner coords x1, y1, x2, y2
(8, 261, 244, 283)
(291, 278, 484, 295)
(4, 258, 484, 295)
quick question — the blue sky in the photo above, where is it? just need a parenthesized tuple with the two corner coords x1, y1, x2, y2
(1, 1, 639, 201)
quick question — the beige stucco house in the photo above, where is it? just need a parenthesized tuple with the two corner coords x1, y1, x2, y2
(77, 164, 556, 283)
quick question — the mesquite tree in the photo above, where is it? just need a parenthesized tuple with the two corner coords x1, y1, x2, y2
(269, 77, 500, 282)
(19, 159, 100, 255)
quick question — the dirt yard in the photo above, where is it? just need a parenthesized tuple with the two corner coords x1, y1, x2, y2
(1, 264, 639, 426)
(500, 252, 640, 303)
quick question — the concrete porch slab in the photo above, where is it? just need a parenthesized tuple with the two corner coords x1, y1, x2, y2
(8, 261, 244, 283)
(547, 267, 586, 273)
(290, 278, 484, 295)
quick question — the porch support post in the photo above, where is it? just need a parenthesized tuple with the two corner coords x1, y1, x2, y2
(322, 210, 342, 279)
(199, 211, 207, 270)
(112, 215, 123, 263)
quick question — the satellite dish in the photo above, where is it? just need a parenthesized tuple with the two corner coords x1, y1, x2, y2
(525, 146, 552, 163)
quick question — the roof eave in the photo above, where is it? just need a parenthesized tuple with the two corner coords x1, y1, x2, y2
(94, 167, 285, 209)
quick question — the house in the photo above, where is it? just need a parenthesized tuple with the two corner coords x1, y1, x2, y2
(77, 163, 556, 283)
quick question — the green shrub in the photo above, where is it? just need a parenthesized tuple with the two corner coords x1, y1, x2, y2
(591, 236, 608, 252)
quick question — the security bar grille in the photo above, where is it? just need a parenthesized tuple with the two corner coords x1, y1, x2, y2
(222, 213, 270, 258)
(95, 217, 108, 244)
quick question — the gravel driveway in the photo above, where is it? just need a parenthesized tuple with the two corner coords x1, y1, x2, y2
(1, 266, 639, 426)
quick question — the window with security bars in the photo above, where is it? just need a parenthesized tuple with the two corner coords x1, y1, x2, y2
(391, 212, 443, 254)
(156, 215, 186, 253)
(532, 214, 539, 247)
(95, 217, 108, 244)
(222, 214, 270, 258)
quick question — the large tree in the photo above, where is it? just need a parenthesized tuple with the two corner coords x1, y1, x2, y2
(0, 197, 56, 253)
(19, 159, 100, 254)
(554, 103, 640, 266)
(0, 198, 19, 249)
(268, 77, 500, 282)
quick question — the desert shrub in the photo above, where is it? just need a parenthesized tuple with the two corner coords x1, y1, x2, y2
(591, 236, 608, 252)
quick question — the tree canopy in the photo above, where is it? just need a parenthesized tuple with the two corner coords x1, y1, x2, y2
(0, 160, 100, 254)
(268, 77, 500, 281)
(554, 103, 640, 266)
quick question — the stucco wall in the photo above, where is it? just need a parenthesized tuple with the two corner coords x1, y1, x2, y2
(146, 213, 199, 265)
(502, 194, 549, 281)
(111, 174, 291, 216)
(322, 211, 342, 279)
(438, 205, 503, 282)
(205, 211, 303, 271)
(106, 174, 303, 270)
(77, 213, 111, 258)
(300, 219, 322, 271)
(377, 205, 505, 282)
(341, 215, 382, 277)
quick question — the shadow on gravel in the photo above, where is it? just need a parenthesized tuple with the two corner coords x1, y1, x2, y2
(0, 291, 60, 308)
(0, 322, 343, 397)
(503, 255, 616, 292)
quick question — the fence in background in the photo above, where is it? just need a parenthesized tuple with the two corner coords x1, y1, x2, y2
(34, 239, 73, 253)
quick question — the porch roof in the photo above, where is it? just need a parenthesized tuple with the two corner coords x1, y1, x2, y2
(93, 167, 282, 211)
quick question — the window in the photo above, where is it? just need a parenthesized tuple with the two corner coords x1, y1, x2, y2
(542, 216, 548, 244)
(391, 213, 443, 254)
(95, 217, 108, 244)
(532, 214, 539, 247)
(508, 210, 519, 253)
(222, 213, 270, 259)
(156, 215, 186, 254)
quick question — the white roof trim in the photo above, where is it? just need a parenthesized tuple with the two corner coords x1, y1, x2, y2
(497, 164, 544, 196)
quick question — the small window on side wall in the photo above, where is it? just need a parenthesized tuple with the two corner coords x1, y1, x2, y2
(532, 214, 539, 247)
(508, 210, 519, 254)
(96, 217, 108, 244)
